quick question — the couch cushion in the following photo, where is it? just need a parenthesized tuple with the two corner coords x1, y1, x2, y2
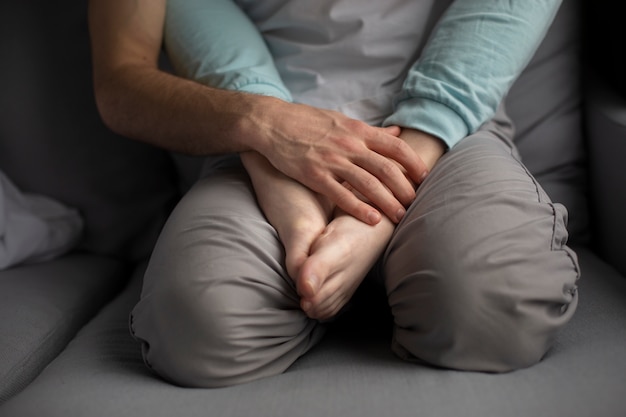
(586, 76, 626, 277)
(0, 254, 128, 403)
(505, 0, 588, 244)
(1, 247, 624, 417)
(0, 1, 179, 261)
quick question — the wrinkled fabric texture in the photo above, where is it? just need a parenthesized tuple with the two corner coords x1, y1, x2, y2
(383, 0, 561, 146)
(131, 107, 580, 387)
(165, 0, 292, 102)
(166, 0, 562, 147)
(0, 171, 83, 270)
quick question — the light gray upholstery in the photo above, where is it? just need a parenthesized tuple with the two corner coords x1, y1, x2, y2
(0, 0, 625, 416)
(0, 248, 625, 417)
(0, 254, 127, 402)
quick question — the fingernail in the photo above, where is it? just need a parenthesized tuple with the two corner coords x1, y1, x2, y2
(396, 207, 406, 222)
(367, 211, 381, 225)
(420, 170, 429, 182)
(301, 301, 312, 312)
(306, 275, 319, 293)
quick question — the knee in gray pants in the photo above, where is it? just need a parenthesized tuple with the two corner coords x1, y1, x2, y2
(382, 133, 580, 372)
(130, 172, 323, 388)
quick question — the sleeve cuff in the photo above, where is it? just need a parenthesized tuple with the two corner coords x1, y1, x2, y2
(383, 97, 469, 149)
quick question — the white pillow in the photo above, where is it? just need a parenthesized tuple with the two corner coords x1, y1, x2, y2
(0, 171, 83, 270)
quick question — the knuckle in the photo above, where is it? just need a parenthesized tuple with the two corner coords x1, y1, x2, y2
(304, 166, 325, 181)
(305, 165, 327, 184)
(389, 136, 409, 155)
(359, 174, 380, 192)
(325, 150, 345, 166)
(364, 176, 380, 190)
(334, 188, 355, 208)
(379, 158, 399, 179)
(344, 118, 367, 134)
(331, 135, 361, 156)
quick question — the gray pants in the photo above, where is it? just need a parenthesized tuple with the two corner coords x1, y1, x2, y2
(130, 109, 580, 388)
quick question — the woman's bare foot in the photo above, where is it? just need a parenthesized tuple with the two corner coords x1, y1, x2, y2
(296, 210, 395, 320)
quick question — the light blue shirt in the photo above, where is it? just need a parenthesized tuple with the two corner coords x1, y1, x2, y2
(164, 0, 561, 149)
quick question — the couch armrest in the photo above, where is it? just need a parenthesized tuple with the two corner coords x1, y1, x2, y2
(586, 74, 626, 276)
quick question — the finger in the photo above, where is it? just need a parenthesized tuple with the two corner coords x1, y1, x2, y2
(338, 164, 408, 223)
(368, 132, 429, 185)
(309, 176, 382, 226)
(352, 150, 416, 206)
(304, 278, 351, 321)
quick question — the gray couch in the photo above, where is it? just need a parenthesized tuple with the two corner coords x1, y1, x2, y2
(1, 1, 625, 416)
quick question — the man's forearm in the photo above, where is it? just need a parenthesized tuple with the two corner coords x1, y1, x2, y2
(93, 64, 277, 156)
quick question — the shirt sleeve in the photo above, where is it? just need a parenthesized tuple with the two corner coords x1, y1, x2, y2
(164, 0, 292, 102)
(383, 0, 562, 149)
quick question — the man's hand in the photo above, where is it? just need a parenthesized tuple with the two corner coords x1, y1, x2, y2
(295, 127, 446, 320)
(245, 100, 430, 225)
